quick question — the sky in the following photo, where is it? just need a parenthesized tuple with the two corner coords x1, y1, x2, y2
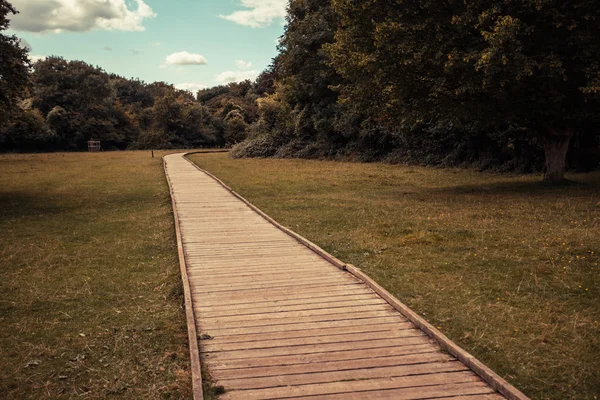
(7, 0, 287, 92)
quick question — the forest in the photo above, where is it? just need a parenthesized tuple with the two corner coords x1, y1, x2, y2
(2, 0, 599, 182)
(0, 55, 262, 151)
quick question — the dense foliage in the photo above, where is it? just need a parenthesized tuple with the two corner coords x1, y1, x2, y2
(0, 0, 29, 126)
(328, 0, 600, 181)
(2, 0, 598, 179)
(232, 0, 599, 181)
(0, 55, 259, 151)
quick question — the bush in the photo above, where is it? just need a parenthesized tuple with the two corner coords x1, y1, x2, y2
(0, 109, 56, 151)
(230, 134, 282, 158)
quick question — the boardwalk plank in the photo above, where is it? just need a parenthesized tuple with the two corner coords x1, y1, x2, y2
(163, 153, 520, 400)
(204, 344, 443, 371)
(198, 315, 409, 337)
(201, 337, 434, 361)
(212, 351, 453, 379)
(203, 322, 415, 344)
(202, 328, 426, 352)
(220, 371, 481, 399)
(220, 360, 468, 390)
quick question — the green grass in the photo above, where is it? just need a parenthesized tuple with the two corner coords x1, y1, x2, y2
(0, 151, 192, 399)
(189, 152, 600, 400)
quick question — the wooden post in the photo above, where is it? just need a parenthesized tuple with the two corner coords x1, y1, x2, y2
(152, 150, 154, 158)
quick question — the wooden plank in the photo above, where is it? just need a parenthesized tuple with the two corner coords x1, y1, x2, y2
(195, 286, 375, 307)
(197, 303, 395, 325)
(198, 315, 408, 338)
(182, 239, 294, 246)
(191, 270, 344, 282)
(220, 371, 482, 400)
(190, 275, 349, 291)
(188, 270, 338, 282)
(198, 309, 399, 330)
(220, 360, 468, 390)
(199, 297, 386, 318)
(186, 260, 328, 270)
(204, 344, 442, 371)
(201, 337, 434, 361)
(187, 265, 331, 276)
(202, 328, 426, 352)
(288, 382, 497, 400)
(205, 321, 415, 345)
(196, 292, 382, 312)
(442, 395, 505, 400)
(212, 351, 452, 380)
(185, 257, 328, 267)
(190, 280, 363, 295)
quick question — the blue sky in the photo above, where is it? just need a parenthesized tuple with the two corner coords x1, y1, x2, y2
(8, 0, 287, 91)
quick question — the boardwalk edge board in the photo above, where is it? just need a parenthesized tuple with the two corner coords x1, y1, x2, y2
(164, 157, 204, 400)
(183, 151, 529, 400)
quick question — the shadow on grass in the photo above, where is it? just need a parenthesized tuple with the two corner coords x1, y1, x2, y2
(0, 189, 159, 220)
(428, 178, 600, 197)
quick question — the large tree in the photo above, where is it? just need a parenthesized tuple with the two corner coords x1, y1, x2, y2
(329, 0, 600, 182)
(31, 57, 140, 149)
(277, 0, 342, 142)
(0, 0, 29, 124)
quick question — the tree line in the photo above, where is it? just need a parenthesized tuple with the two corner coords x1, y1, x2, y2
(2, 0, 599, 182)
(233, 0, 599, 182)
(0, 1, 263, 152)
(0, 56, 261, 152)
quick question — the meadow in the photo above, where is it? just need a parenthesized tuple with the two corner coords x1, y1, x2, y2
(0, 151, 192, 399)
(189, 152, 600, 400)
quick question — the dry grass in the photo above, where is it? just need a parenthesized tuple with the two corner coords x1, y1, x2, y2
(0, 151, 192, 399)
(189, 152, 600, 400)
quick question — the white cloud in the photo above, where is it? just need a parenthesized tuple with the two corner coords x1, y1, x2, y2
(220, 0, 287, 28)
(152, 42, 161, 46)
(10, 0, 156, 33)
(29, 55, 47, 63)
(215, 70, 259, 84)
(235, 60, 253, 69)
(165, 51, 208, 66)
(175, 82, 207, 93)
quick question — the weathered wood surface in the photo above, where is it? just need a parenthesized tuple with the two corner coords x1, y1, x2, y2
(164, 153, 521, 400)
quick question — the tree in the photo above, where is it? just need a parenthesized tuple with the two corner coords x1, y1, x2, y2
(329, 0, 600, 182)
(146, 92, 220, 149)
(0, 108, 55, 151)
(32, 57, 115, 115)
(252, 57, 280, 96)
(31, 57, 141, 150)
(277, 0, 342, 141)
(0, 0, 29, 125)
(224, 110, 248, 145)
(109, 76, 154, 109)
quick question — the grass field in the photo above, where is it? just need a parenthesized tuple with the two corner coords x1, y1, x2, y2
(189, 152, 600, 400)
(0, 151, 192, 399)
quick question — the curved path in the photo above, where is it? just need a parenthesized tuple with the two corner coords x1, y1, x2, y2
(164, 153, 527, 400)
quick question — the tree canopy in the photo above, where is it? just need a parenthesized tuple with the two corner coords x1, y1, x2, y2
(2, 0, 598, 180)
(230, 0, 599, 181)
(0, 0, 29, 124)
(327, 0, 600, 181)
(1, 56, 260, 151)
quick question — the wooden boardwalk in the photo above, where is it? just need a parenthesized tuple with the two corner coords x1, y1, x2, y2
(164, 153, 527, 400)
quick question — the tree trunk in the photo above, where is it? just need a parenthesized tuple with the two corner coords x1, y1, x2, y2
(542, 129, 574, 183)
